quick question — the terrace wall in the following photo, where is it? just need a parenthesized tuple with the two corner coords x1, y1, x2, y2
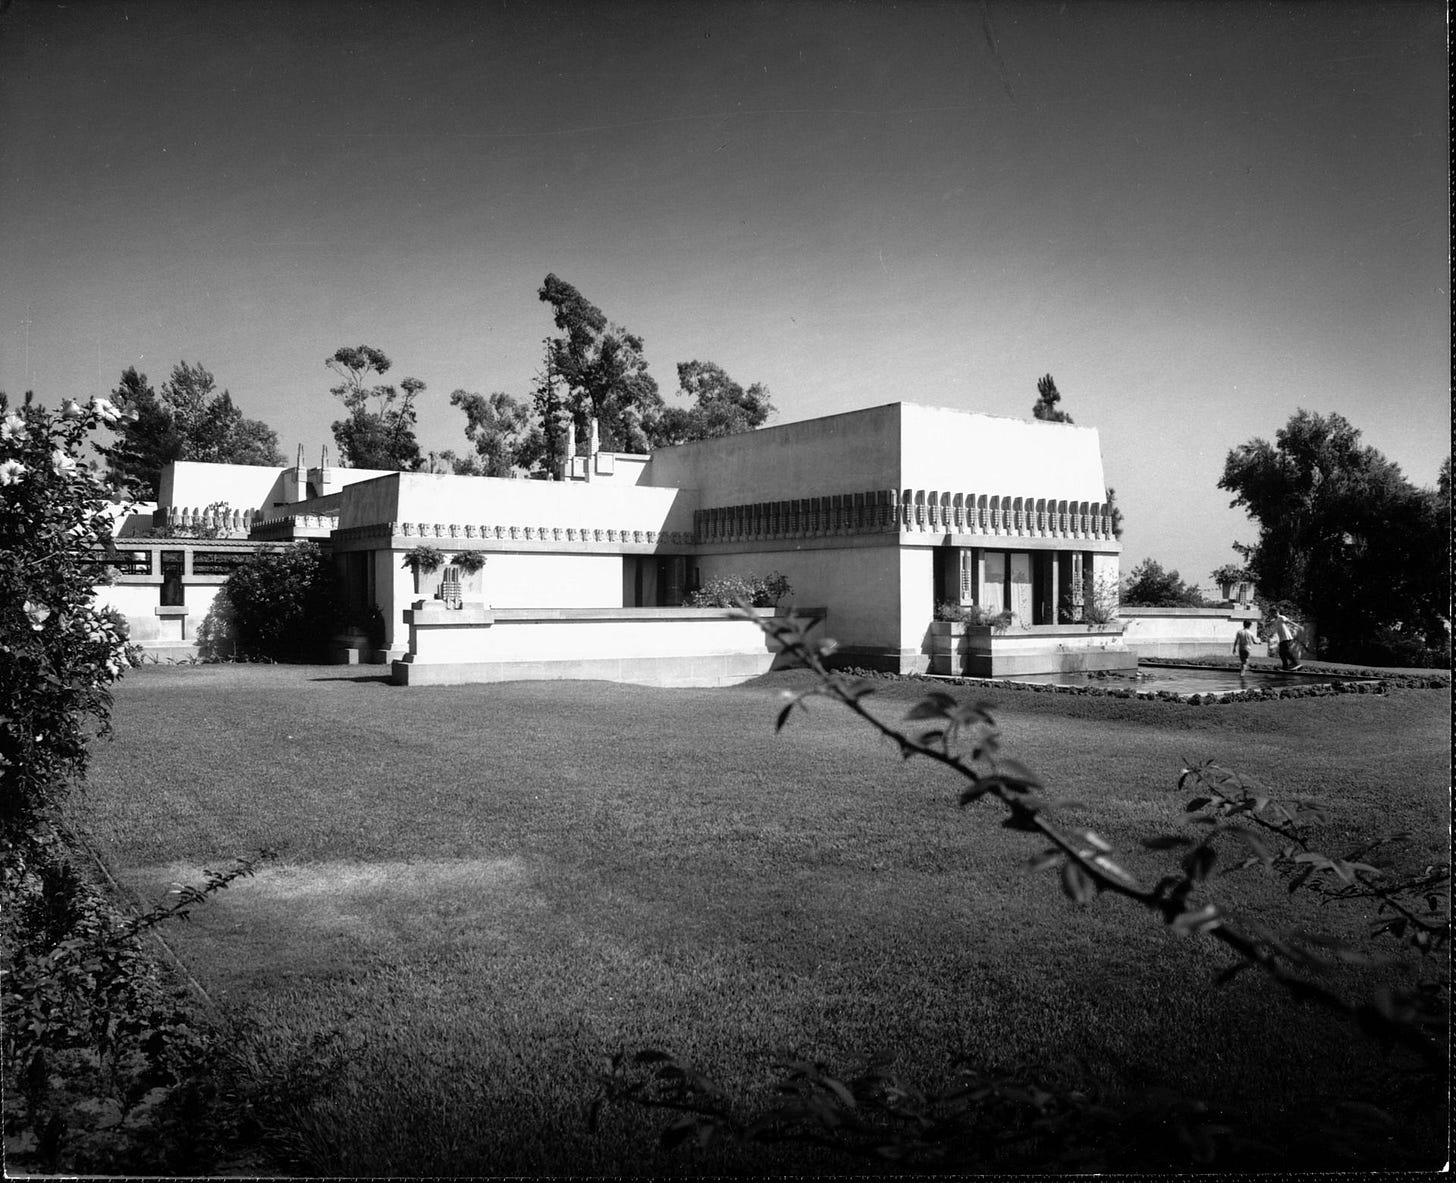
(392, 607, 820, 687)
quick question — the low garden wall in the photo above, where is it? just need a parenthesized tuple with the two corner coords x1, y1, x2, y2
(928, 622, 1136, 677)
(1119, 606, 1316, 659)
(391, 606, 823, 688)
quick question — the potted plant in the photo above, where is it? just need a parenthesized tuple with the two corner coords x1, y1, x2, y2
(401, 544, 446, 594)
(1210, 563, 1253, 604)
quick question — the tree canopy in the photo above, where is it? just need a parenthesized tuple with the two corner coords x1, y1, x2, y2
(646, 360, 775, 447)
(326, 345, 425, 470)
(1032, 374, 1073, 424)
(1219, 409, 1449, 661)
(100, 362, 282, 498)
(447, 389, 540, 477)
(538, 274, 663, 455)
(1121, 558, 1205, 607)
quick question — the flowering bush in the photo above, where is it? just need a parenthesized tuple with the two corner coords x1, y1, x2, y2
(0, 394, 131, 839)
(685, 571, 791, 609)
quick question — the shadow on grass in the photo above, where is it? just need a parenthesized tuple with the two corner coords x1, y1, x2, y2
(307, 673, 394, 685)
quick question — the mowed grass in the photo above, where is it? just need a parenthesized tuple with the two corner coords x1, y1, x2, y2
(75, 666, 1449, 1174)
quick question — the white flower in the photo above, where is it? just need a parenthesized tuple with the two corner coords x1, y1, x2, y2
(51, 448, 77, 478)
(0, 413, 26, 443)
(90, 396, 122, 424)
(23, 600, 51, 630)
(61, 399, 84, 419)
(0, 459, 26, 485)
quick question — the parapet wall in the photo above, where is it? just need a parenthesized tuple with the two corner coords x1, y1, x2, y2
(1119, 606, 1315, 658)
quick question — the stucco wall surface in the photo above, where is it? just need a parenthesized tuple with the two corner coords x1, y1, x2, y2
(643, 402, 1110, 508)
(898, 404, 1107, 502)
(340, 473, 698, 535)
(694, 545, 904, 652)
(94, 582, 225, 649)
(644, 403, 902, 503)
(161, 462, 289, 513)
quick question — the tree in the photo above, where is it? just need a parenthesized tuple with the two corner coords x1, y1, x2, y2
(538, 274, 663, 455)
(646, 361, 775, 446)
(1121, 558, 1205, 607)
(1104, 486, 1124, 540)
(1028, 374, 1118, 535)
(326, 345, 425, 471)
(1032, 373, 1073, 424)
(100, 363, 283, 498)
(1219, 410, 1449, 661)
(448, 389, 536, 477)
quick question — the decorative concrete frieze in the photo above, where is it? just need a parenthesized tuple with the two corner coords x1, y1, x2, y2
(509, 526, 520, 540)
(401, 522, 415, 536)
(449, 524, 460, 537)
(464, 525, 477, 538)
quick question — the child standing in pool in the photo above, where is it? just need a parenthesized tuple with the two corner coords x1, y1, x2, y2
(1232, 619, 1260, 676)
(1271, 611, 1303, 670)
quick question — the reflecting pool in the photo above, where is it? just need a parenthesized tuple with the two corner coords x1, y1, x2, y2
(1001, 665, 1379, 697)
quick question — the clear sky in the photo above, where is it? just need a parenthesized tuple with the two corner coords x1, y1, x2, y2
(2, 0, 1447, 586)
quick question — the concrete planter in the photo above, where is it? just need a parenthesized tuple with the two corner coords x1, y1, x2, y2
(330, 628, 374, 666)
(408, 565, 443, 597)
(928, 620, 1134, 677)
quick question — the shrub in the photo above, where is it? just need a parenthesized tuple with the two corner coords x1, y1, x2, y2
(1328, 625, 1450, 671)
(1, 394, 298, 1172)
(685, 571, 791, 609)
(222, 542, 340, 662)
(935, 601, 1014, 629)
(1082, 575, 1121, 624)
(195, 593, 239, 661)
(0, 394, 131, 839)
(2, 839, 278, 1174)
(452, 551, 487, 575)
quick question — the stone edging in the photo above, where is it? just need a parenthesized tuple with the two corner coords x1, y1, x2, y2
(838, 665, 1448, 704)
(1138, 656, 1450, 691)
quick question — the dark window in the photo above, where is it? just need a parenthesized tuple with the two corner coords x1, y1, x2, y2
(103, 549, 152, 575)
(160, 551, 185, 606)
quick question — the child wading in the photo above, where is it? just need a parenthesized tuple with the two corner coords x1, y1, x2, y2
(1272, 611, 1303, 670)
(1232, 619, 1260, 677)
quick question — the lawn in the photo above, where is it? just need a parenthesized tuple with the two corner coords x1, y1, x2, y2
(74, 665, 1449, 1174)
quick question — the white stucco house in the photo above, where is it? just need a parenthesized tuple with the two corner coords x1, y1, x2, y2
(98, 402, 1138, 685)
